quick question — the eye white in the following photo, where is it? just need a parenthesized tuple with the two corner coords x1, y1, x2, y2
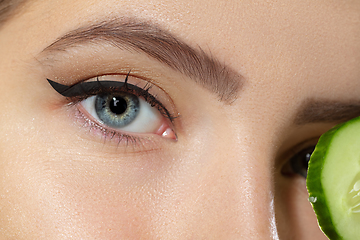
(80, 95, 163, 133)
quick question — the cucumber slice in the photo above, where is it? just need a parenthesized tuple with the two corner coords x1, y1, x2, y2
(307, 116, 360, 240)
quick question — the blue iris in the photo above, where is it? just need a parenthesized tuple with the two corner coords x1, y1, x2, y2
(95, 92, 140, 128)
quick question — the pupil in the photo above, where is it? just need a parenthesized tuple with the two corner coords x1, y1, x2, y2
(95, 93, 140, 128)
(109, 96, 127, 115)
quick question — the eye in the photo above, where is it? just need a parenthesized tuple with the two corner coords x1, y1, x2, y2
(282, 145, 316, 178)
(80, 92, 169, 134)
(47, 74, 178, 140)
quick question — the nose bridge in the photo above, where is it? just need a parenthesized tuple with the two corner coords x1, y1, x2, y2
(190, 150, 278, 239)
(233, 152, 277, 239)
(152, 112, 279, 239)
(190, 131, 277, 239)
(222, 126, 279, 239)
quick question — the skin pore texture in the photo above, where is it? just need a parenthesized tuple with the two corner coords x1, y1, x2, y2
(0, 0, 359, 239)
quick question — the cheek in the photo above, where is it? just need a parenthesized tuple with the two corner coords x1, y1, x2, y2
(0, 109, 160, 238)
(0, 142, 165, 238)
(44, 166, 155, 238)
(275, 175, 327, 239)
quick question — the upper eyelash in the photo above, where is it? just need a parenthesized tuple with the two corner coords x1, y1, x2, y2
(47, 76, 177, 122)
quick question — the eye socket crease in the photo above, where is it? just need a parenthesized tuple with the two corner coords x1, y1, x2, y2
(39, 17, 244, 104)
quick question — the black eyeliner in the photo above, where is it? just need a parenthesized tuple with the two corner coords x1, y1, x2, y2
(48, 79, 130, 97)
(47, 78, 176, 122)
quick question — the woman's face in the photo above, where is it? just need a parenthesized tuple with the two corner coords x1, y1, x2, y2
(0, 0, 359, 239)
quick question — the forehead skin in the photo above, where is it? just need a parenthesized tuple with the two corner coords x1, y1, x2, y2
(5, 0, 360, 109)
(0, 0, 359, 239)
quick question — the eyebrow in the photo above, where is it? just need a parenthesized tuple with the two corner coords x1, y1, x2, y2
(294, 100, 360, 125)
(42, 18, 243, 103)
(0, 0, 26, 27)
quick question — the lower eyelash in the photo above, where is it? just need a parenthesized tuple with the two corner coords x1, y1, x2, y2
(72, 106, 160, 152)
(75, 107, 137, 143)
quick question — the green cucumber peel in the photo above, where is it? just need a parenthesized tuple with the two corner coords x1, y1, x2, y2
(307, 116, 360, 240)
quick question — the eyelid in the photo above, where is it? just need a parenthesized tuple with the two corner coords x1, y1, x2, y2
(47, 74, 180, 146)
(47, 74, 179, 122)
(287, 138, 319, 157)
